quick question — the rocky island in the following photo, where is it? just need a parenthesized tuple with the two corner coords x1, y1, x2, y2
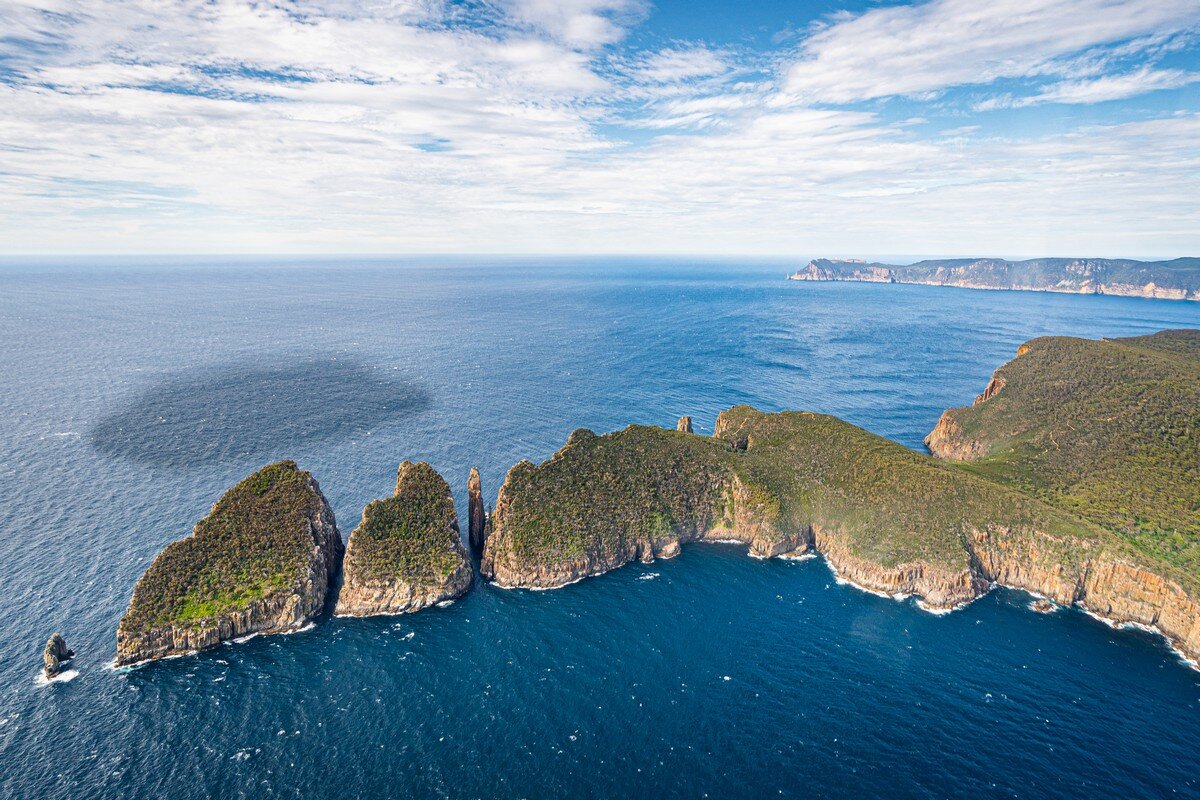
(115, 460, 342, 667)
(789, 257, 1200, 300)
(335, 461, 472, 617)
(43, 633, 74, 680)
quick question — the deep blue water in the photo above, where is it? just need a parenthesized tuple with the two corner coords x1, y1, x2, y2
(2, 257, 1199, 799)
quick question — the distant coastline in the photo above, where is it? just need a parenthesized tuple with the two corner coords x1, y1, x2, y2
(788, 257, 1200, 301)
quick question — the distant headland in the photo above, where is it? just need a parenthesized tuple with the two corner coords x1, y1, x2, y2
(789, 257, 1200, 301)
(109, 330, 1200, 670)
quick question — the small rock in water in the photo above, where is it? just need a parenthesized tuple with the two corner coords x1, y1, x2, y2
(676, 416, 693, 433)
(43, 633, 74, 679)
(1030, 598, 1057, 614)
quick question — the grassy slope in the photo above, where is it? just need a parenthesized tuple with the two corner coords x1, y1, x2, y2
(939, 330, 1200, 573)
(346, 461, 463, 583)
(121, 460, 322, 631)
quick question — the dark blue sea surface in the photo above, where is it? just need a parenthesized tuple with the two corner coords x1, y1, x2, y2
(2, 257, 1199, 799)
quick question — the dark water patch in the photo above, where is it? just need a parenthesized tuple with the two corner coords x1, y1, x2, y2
(89, 358, 431, 466)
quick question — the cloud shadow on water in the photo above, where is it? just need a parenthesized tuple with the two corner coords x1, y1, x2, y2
(90, 358, 432, 466)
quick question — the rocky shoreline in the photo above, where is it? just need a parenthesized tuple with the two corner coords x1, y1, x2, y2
(98, 329, 1199, 671)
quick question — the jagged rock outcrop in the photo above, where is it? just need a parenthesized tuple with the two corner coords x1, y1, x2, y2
(676, 416, 693, 433)
(335, 461, 472, 617)
(43, 633, 74, 679)
(115, 461, 342, 667)
(468, 467, 489, 552)
(923, 414, 985, 461)
(789, 257, 1200, 300)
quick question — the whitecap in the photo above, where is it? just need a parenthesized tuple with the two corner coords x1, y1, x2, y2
(35, 669, 79, 686)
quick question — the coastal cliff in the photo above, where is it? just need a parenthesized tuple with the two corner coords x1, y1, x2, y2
(115, 461, 342, 667)
(789, 257, 1200, 301)
(926, 330, 1200, 573)
(335, 461, 472, 617)
(482, 399, 1200, 662)
(468, 467, 489, 552)
(111, 331, 1200, 669)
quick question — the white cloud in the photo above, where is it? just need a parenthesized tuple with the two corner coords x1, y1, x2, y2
(1025, 66, 1200, 105)
(632, 47, 729, 84)
(0, 0, 1197, 256)
(498, 0, 648, 49)
(782, 0, 1200, 103)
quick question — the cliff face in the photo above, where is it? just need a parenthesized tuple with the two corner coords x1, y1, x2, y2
(480, 427, 737, 588)
(789, 258, 1200, 301)
(968, 524, 1200, 660)
(116, 462, 342, 667)
(335, 461, 472, 617)
(468, 467, 489, 552)
(813, 524, 984, 608)
(924, 413, 986, 460)
(481, 402, 1200, 663)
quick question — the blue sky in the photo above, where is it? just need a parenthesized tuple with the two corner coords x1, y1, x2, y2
(1, 0, 1198, 257)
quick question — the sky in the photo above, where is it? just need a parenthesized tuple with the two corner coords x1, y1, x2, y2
(1, 0, 1198, 257)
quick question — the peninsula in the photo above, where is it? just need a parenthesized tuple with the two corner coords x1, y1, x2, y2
(482, 330, 1200, 662)
(788, 257, 1200, 300)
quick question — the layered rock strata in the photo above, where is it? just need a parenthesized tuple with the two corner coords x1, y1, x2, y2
(335, 461, 472, 617)
(789, 258, 1200, 301)
(116, 461, 342, 667)
(468, 467, 489, 552)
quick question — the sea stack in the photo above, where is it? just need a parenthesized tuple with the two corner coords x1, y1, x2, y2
(115, 461, 342, 667)
(43, 633, 74, 679)
(335, 461, 472, 617)
(468, 467, 489, 552)
(676, 416, 693, 433)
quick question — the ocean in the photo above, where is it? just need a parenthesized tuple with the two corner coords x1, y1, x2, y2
(1, 257, 1198, 798)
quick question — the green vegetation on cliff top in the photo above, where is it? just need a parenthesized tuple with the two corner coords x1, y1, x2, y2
(491, 407, 1143, 583)
(120, 460, 327, 631)
(934, 329, 1200, 573)
(496, 427, 732, 565)
(346, 461, 464, 583)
